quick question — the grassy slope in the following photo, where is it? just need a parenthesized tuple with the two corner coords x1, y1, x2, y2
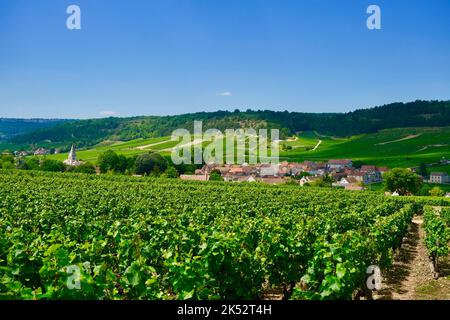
(280, 127, 450, 168)
(47, 127, 450, 169)
(47, 137, 172, 162)
(426, 165, 450, 175)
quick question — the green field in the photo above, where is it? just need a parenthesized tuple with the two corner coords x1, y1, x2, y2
(45, 127, 450, 169)
(47, 136, 174, 162)
(280, 127, 450, 168)
(427, 165, 450, 175)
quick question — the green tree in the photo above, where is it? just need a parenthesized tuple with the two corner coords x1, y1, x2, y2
(296, 171, 311, 179)
(164, 167, 179, 179)
(126, 155, 138, 173)
(418, 184, 432, 196)
(116, 155, 128, 173)
(97, 150, 120, 173)
(311, 174, 334, 188)
(40, 159, 65, 172)
(352, 161, 364, 169)
(429, 187, 445, 197)
(24, 157, 40, 170)
(134, 153, 168, 176)
(418, 163, 428, 177)
(71, 163, 97, 174)
(0, 154, 14, 163)
(2, 161, 14, 170)
(209, 169, 223, 181)
(384, 168, 423, 195)
(0, 154, 15, 170)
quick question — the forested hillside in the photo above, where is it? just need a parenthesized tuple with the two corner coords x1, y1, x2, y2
(7, 100, 450, 149)
(0, 119, 68, 141)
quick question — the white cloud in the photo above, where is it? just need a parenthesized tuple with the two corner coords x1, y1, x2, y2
(99, 110, 117, 116)
(219, 91, 232, 97)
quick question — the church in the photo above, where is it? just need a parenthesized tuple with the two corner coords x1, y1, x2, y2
(63, 145, 82, 166)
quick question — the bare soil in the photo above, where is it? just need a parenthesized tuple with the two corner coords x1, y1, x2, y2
(375, 216, 450, 300)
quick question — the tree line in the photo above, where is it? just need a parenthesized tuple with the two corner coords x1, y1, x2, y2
(0, 151, 201, 178)
(8, 100, 450, 150)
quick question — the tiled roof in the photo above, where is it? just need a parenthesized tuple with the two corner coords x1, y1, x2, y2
(328, 159, 352, 165)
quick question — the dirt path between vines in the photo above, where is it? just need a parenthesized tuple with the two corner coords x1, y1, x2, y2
(375, 216, 450, 300)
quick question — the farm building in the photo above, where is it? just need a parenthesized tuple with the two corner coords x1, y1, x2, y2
(327, 159, 353, 170)
(429, 172, 449, 184)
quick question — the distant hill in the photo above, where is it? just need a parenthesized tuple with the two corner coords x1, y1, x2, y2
(44, 126, 450, 170)
(7, 100, 450, 150)
(0, 119, 69, 141)
(279, 127, 450, 168)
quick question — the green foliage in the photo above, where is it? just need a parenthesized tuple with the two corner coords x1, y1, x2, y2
(8, 100, 450, 151)
(69, 163, 97, 175)
(24, 157, 40, 170)
(424, 207, 450, 262)
(97, 151, 131, 174)
(134, 153, 168, 176)
(116, 155, 128, 174)
(352, 161, 364, 169)
(0, 154, 15, 170)
(311, 174, 334, 188)
(293, 204, 415, 299)
(97, 150, 120, 173)
(419, 163, 428, 177)
(163, 167, 179, 179)
(208, 169, 223, 181)
(441, 208, 450, 226)
(281, 127, 450, 169)
(40, 159, 65, 172)
(296, 171, 311, 179)
(1, 161, 14, 170)
(283, 178, 299, 186)
(418, 184, 432, 196)
(0, 170, 421, 300)
(384, 168, 423, 195)
(429, 187, 445, 197)
(0, 119, 67, 142)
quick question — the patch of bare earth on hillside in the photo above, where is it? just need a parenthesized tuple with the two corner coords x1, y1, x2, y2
(375, 216, 450, 300)
(375, 134, 421, 146)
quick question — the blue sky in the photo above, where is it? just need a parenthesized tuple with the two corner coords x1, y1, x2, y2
(0, 0, 449, 119)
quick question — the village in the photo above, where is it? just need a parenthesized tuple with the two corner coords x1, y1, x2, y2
(180, 159, 388, 190)
(180, 159, 450, 194)
(8, 145, 450, 196)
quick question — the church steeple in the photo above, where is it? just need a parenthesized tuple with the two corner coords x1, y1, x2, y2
(64, 145, 80, 166)
(68, 145, 77, 161)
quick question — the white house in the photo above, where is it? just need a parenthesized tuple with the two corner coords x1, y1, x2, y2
(260, 164, 280, 177)
(327, 159, 353, 170)
(299, 176, 312, 186)
(34, 148, 49, 156)
(429, 172, 450, 184)
(333, 177, 360, 188)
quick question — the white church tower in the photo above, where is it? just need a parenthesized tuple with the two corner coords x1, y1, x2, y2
(64, 145, 81, 166)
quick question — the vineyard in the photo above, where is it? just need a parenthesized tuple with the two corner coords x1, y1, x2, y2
(0, 170, 448, 300)
(424, 206, 450, 278)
